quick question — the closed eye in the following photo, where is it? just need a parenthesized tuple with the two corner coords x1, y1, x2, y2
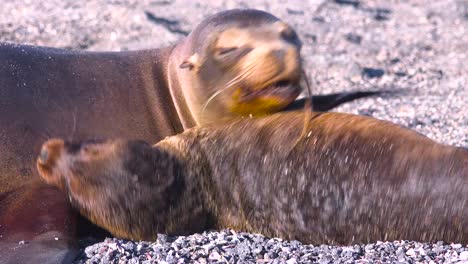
(216, 47, 238, 55)
(82, 145, 100, 156)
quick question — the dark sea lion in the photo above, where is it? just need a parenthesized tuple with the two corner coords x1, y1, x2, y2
(0, 9, 304, 263)
(37, 111, 467, 245)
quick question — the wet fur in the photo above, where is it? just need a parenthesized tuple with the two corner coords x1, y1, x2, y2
(38, 111, 467, 244)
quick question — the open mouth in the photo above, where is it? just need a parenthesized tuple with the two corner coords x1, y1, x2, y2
(239, 80, 301, 102)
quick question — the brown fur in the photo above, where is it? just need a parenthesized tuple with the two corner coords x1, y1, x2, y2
(0, 9, 303, 263)
(38, 111, 467, 244)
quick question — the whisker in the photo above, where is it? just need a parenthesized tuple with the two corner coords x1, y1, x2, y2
(224, 63, 256, 88)
(201, 88, 229, 114)
(69, 107, 78, 142)
(37, 130, 52, 141)
(31, 125, 54, 146)
(50, 100, 66, 114)
(200, 64, 257, 117)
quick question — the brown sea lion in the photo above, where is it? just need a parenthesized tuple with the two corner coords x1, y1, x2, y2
(37, 111, 467, 245)
(0, 9, 304, 263)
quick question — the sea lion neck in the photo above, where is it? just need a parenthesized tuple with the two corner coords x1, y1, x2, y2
(166, 43, 199, 129)
(128, 46, 188, 135)
(156, 127, 263, 232)
(152, 132, 218, 229)
(134, 136, 216, 237)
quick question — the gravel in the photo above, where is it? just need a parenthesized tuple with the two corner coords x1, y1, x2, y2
(1, 0, 467, 263)
(75, 230, 468, 264)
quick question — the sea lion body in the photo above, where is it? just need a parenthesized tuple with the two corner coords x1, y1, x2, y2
(38, 111, 468, 245)
(0, 9, 304, 263)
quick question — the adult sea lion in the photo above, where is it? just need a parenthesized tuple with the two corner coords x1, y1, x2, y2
(0, 9, 304, 263)
(37, 111, 467, 245)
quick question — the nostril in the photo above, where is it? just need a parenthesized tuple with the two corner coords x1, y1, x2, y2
(280, 27, 294, 40)
(280, 29, 301, 47)
(39, 148, 49, 164)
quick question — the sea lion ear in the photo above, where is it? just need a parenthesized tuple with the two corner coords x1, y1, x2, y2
(180, 53, 200, 71)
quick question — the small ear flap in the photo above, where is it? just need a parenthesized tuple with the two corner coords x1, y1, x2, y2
(179, 53, 200, 71)
(179, 61, 194, 70)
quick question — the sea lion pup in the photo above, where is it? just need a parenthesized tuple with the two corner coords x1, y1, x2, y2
(37, 111, 467, 245)
(0, 9, 304, 263)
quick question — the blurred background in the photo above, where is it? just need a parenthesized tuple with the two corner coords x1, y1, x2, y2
(1, 0, 467, 146)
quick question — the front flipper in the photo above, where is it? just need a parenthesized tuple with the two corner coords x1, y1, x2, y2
(285, 89, 403, 112)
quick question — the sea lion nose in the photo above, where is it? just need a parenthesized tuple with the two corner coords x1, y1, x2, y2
(39, 148, 48, 164)
(37, 139, 65, 166)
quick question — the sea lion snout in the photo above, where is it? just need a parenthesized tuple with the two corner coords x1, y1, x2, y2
(37, 139, 66, 190)
(216, 23, 302, 115)
(37, 139, 64, 166)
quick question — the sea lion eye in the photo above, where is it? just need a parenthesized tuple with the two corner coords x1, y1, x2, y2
(82, 146, 91, 152)
(216, 47, 238, 56)
(82, 145, 99, 155)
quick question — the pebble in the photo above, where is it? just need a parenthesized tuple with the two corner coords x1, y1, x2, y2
(460, 251, 468, 261)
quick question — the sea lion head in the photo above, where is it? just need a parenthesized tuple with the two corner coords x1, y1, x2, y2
(36, 138, 209, 241)
(174, 9, 303, 124)
(37, 139, 176, 239)
(36, 139, 122, 193)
